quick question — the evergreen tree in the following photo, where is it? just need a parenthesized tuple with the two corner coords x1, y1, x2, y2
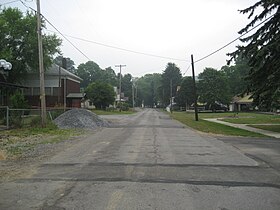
(228, 0, 280, 110)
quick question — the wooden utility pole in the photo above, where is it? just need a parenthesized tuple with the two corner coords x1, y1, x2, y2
(36, 0, 46, 127)
(191, 54, 199, 121)
(170, 79, 173, 113)
(115, 64, 126, 110)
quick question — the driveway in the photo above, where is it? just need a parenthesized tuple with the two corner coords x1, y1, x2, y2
(0, 109, 279, 210)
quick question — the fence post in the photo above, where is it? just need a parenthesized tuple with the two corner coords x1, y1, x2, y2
(6, 106, 9, 129)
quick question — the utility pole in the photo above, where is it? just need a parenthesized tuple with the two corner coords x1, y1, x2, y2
(36, 0, 46, 127)
(191, 54, 199, 121)
(115, 64, 126, 110)
(170, 79, 173, 113)
(132, 82, 135, 109)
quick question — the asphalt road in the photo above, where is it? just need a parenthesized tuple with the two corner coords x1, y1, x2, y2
(0, 109, 280, 210)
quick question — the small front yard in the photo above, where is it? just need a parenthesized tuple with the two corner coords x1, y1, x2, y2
(171, 112, 269, 138)
(220, 113, 280, 124)
(248, 124, 280, 133)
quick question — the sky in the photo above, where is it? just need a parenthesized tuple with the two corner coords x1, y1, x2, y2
(2, 0, 259, 78)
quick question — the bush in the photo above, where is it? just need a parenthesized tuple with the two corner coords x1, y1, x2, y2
(9, 91, 29, 128)
(117, 102, 129, 111)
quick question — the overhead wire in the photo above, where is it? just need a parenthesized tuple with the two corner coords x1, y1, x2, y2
(20, 0, 91, 61)
(0, 0, 21, 6)
(194, 13, 275, 64)
(46, 30, 189, 62)
(183, 64, 191, 76)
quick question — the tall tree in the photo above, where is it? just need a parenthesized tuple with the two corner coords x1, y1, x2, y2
(228, 0, 280, 110)
(175, 76, 196, 108)
(136, 73, 161, 107)
(76, 61, 102, 88)
(85, 82, 115, 109)
(121, 73, 132, 104)
(161, 63, 182, 105)
(0, 8, 61, 83)
(101, 67, 118, 87)
(221, 56, 250, 97)
(54, 56, 76, 74)
(197, 68, 230, 109)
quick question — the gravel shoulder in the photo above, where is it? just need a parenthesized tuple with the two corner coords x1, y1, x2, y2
(0, 129, 98, 182)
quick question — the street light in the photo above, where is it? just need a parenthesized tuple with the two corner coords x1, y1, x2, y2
(0, 59, 12, 71)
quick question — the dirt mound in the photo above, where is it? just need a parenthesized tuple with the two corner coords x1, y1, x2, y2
(54, 108, 109, 129)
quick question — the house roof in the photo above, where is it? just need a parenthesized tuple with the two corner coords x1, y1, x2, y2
(231, 94, 253, 104)
(46, 64, 82, 82)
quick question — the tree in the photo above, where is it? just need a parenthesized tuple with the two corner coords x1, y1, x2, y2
(85, 82, 115, 109)
(0, 8, 61, 83)
(136, 73, 161, 107)
(197, 68, 230, 110)
(161, 63, 182, 106)
(76, 61, 102, 88)
(54, 56, 76, 74)
(121, 73, 132, 105)
(101, 67, 118, 87)
(228, 1, 280, 110)
(175, 76, 196, 108)
(221, 56, 250, 97)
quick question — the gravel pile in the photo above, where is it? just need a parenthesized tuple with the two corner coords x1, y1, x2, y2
(54, 108, 109, 129)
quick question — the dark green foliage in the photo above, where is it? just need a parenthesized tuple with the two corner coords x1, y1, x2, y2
(76, 61, 102, 88)
(76, 62, 118, 88)
(175, 76, 196, 108)
(197, 68, 230, 109)
(121, 74, 133, 105)
(161, 63, 182, 106)
(10, 91, 29, 109)
(117, 102, 129, 111)
(221, 56, 250, 97)
(228, 0, 280, 110)
(85, 82, 115, 109)
(136, 73, 162, 107)
(0, 8, 61, 83)
(9, 91, 29, 127)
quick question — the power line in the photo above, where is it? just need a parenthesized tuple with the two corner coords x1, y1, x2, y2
(20, 0, 187, 63)
(183, 64, 191, 76)
(0, 0, 20, 6)
(19, 0, 91, 61)
(46, 30, 189, 62)
(42, 16, 91, 60)
(194, 14, 275, 64)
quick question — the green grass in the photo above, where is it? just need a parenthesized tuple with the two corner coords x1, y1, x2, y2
(92, 109, 135, 115)
(248, 124, 280, 133)
(171, 112, 267, 138)
(220, 113, 280, 124)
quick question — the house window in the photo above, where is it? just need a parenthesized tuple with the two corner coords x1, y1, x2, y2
(23, 88, 32, 96)
(53, 87, 59, 96)
(33, 87, 40, 96)
(45, 87, 51, 96)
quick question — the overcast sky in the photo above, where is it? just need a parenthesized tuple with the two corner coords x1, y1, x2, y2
(4, 0, 258, 77)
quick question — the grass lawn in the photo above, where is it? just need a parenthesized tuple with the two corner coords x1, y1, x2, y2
(171, 112, 267, 138)
(219, 113, 280, 124)
(92, 109, 136, 115)
(248, 124, 280, 133)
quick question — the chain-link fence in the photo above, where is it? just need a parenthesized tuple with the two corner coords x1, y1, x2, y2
(0, 107, 70, 129)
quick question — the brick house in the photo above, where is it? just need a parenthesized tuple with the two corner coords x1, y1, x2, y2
(22, 64, 84, 108)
